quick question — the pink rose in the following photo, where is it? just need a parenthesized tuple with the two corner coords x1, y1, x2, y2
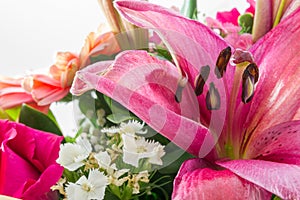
(0, 120, 64, 200)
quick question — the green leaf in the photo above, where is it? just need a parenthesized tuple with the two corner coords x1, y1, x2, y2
(152, 46, 173, 62)
(90, 54, 117, 64)
(121, 185, 133, 200)
(104, 190, 120, 200)
(4, 106, 21, 121)
(19, 104, 63, 136)
(272, 195, 282, 200)
(106, 114, 135, 124)
(238, 13, 254, 34)
(103, 95, 135, 124)
(0, 108, 11, 120)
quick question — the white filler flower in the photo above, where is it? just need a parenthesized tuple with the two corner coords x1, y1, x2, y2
(94, 151, 117, 171)
(56, 137, 92, 171)
(101, 120, 147, 135)
(65, 169, 108, 200)
(122, 134, 165, 167)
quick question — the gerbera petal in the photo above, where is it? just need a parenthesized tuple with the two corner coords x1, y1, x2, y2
(218, 159, 300, 199)
(245, 120, 300, 165)
(173, 158, 271, 200)
(72, 50, 215, 157)
(245, 7, 300, 140)
(114, 0, 234, 125)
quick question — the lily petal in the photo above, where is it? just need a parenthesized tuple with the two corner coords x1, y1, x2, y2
(72, 50, 215, 156)
(218, 159, 300, 199)
(114, 0, 233, 126)
(245, 7, 300, 141)
(71, 60, 113, 95)
(245, 120, 300, 165)
(173, 158, 271, 200)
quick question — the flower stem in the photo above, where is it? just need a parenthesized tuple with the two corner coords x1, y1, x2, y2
(181, 0, 198, 19)
(273, 0, 286, 27)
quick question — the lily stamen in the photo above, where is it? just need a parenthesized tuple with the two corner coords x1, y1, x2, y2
(194, 65, 210, 96)
(215, 46, 232, 78)
(242, 63, 259, 103)
(206, 82, 221, 110)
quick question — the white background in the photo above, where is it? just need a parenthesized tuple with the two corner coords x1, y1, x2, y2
(0, 0, 248, 135)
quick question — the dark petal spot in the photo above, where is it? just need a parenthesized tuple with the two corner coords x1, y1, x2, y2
(206, 82, 221, 110)
(194, 65, 210, 96)
(215, 46, 231, 78)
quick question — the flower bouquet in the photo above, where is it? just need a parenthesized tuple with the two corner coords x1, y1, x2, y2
(1, 0, 300, 199)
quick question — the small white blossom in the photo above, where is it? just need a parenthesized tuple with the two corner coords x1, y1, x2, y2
(119, 120, 147, 135)
(95, 151, 130, 186)
(101, 126, 120, 134)
(94, 151, 117, 172)
(122, 134, 165, 167)
(101, 120, 147, 135)
(65, 169, 108, 200)
(56, 138, 92, 171)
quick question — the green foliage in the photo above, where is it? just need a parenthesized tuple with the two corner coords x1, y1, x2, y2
(3, 106, 21, 121)
(19, 104, 63, 136)
(90, 54, 117, 64)
(152, 47, 173, 62)
(271, 195, 282, 200)
(238, 13, 254, 34)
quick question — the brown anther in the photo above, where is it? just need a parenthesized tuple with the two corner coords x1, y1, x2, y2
(245, 63, 259, 83)
(215, 46, 232, 78)
(206, 82, 221, 110)
(242, 63, 259, 103)
(194, 65, 210, 96)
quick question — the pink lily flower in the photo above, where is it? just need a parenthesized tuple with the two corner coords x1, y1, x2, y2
(71, 1, 300, 199)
